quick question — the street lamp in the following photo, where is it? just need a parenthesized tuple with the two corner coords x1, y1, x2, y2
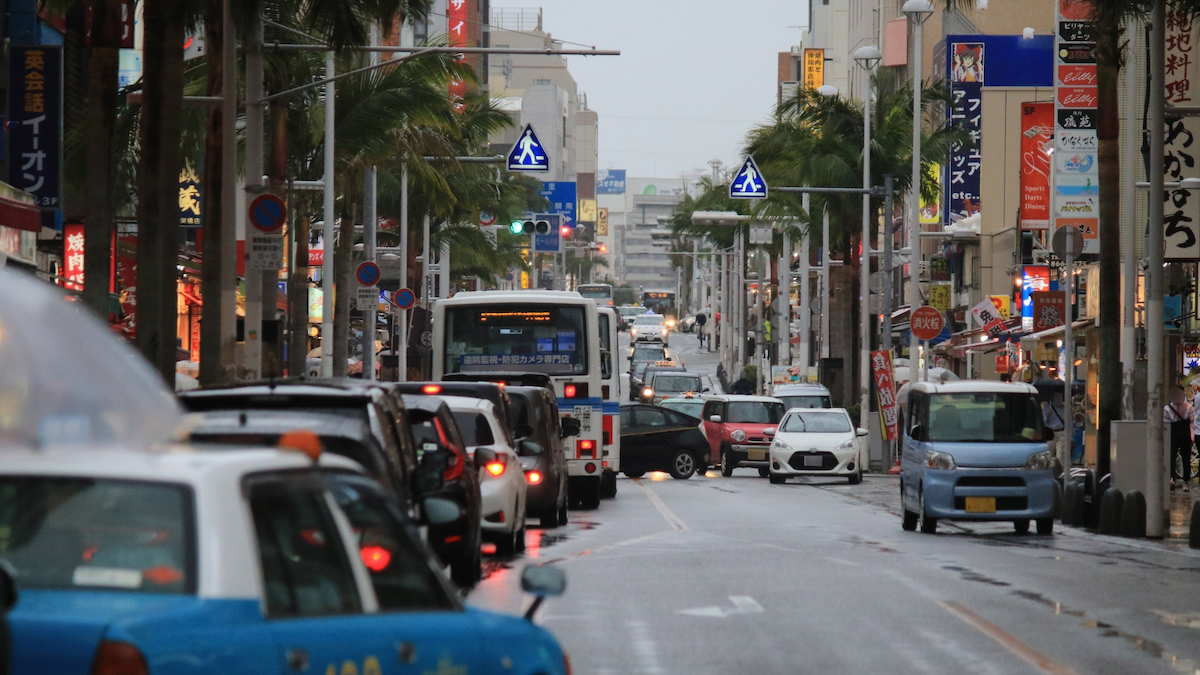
(855, 45, 882, 433)
(817, 84, 839, 98)
(904, 0, 934, 381)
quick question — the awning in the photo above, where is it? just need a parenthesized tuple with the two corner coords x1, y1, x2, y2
(0, 193, 41, 233)
(1019, 318, 1097, 348)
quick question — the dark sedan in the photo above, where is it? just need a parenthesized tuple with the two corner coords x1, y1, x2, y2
(619, 404, 710, 480)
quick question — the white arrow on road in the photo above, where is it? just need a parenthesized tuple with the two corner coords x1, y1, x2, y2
(677, 596, 764, 618)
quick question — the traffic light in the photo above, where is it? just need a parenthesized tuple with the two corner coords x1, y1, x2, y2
(535, 219, 550, 234)
(597, 244, 608, 254)
(509, 220, 523, 234)
(560, 225, 570, 237)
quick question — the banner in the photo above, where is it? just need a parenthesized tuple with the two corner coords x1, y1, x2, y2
(1020, 102, 1053, 230)
(871, 350, 900, 441)
(1163, 8, 1200, 260)
(971, 298, 1006, 337)
(447, 0, 467, 111)
(1054, 0, 1099, 254)
(1032, 290, 1066, 331)
(947, 42, 984, 225)
(919, 164, 941, 225)
(8, 46, 62, 208)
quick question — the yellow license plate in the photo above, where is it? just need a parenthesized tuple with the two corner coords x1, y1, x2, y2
(964, 497, 996, 513)
(747, 450, 767, 461)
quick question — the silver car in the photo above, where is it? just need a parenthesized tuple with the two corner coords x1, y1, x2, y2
(629, 314, 669, 345)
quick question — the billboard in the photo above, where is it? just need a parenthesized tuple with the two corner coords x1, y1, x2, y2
(947, 41, 983, 226)
(9, 46, 62, 209)
(540, 181, 576, 227)
(596, 169, 626, 194)
(1019, 102, 1053, 230)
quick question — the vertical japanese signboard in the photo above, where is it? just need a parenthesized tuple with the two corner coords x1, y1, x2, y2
(803, 49, 824, 89)
(1163, 9, 1200, 260)
(179, 162, 202, 227)
(947, 42, 983, 225)
(871, 350, 900, 440)
(1020, 102, 1054, 230)
(1054, 1, 1100, 254)
(1021, 265, 1052, 329)
(447, 0, 467, 112)
(63, 223, 84, 290)
(9, 46, 61, 209)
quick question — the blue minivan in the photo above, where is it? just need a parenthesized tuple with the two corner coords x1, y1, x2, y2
(900, 381, 1056, 534)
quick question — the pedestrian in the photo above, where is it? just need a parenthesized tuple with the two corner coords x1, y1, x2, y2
(1043, 391, 1067, 465)
(695, 310, 708, 350)
(729, 366, 756, 395)
(1165, 385, 1193, 491)
(746, 332, 756, 359)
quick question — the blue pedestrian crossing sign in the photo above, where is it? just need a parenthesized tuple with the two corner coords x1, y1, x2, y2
(729, 156, 768, 199)
(507, 124, 549, 172)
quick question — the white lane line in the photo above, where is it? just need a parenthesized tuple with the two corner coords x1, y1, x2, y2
(537, 480, 689, 566)
(626, 620, 665, 674)
(677, 595, 764, 618)
(636, 479, 690, 532)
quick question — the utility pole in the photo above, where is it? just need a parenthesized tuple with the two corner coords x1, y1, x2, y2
(243, 13, 265, 380)
(1146, 0, 1166, 538)
(362, 23, 380, 381)
(320, 51, 335, 377)
(399, 160, 409, 381)
(799, 193, 811, 372)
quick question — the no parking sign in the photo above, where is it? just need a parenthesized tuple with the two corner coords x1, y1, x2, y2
(247, 194, 286, 271)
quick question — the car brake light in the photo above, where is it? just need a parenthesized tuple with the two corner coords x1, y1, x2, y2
(526, 470, 543, 484)
(360, 545, 391, 572)
(486, 456, 508, 476)
(422, 384, 442, 394)
(565, 384, 577, 398)
(91, 641, 148, 675)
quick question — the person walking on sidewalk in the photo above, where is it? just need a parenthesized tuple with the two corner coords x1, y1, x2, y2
(1043, 391, 1067, 466)
(695, 310, 708, 351)
(1165, 385, 1193, 492)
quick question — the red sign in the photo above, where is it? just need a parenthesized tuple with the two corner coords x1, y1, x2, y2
(1057, 86, 1098, 108)
(1020, 102, 1053, 231)
(63, 223, 84, 291)
(910, 306, 945, 341)
(1032, 291, 1066, 331)
(308, 245, 322, 267)
(1056, 65, 1096, 87)
(871, 350, 900, 440)
(996, 354, 1011, 374)
(447, 0, 468, 111)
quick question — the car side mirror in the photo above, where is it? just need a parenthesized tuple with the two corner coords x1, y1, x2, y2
(521, 564, 567, 621)
(708, 415, 722, 423)
(560, 417, 582, 438)
(474, 446, 497, 467)
(763, 427, 776, 436)
(422, 496, 462, 525)
(703, 387, 711, 392)
(414, 452, 448, 495)
(519, 439, 543, 456)
(515, 423, 534, 439)
(856, 428, 868, 437)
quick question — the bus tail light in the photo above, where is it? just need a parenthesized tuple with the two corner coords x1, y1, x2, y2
(577, 439, 596, 458)
(564, 384, 577, 398)
(563, 383, 588, 399)
(91, 641, 148, 675)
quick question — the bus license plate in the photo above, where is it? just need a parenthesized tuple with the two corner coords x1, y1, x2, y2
(964, 497, 996, 513)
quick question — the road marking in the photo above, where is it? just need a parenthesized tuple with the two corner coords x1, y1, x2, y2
(677, 595, 764, 618)
(626, 620, 665, 674)
(938, 600, 1082, 675)
(636, 480, 689, 532)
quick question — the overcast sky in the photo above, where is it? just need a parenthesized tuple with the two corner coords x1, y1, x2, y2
(492, 0, 807, 179)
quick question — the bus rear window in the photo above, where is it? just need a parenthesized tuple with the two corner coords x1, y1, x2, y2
(444, 305, 589, 375)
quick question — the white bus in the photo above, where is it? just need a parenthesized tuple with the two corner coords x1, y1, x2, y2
(577, 283, 614, 308)
(597, 306, 621, 498)
(434, 291, 609, 509)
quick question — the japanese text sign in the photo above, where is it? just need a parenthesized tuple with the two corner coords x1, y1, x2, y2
(947, 42, 984, 225)
(804, 49, 824, 89)
(9, 46, 62, 208)
(871, 350, 900, 440)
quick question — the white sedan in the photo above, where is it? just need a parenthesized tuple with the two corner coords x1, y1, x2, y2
(441, 395, 528, 557)
(629, 314, 669, 345)
(768, 408, 868, 484)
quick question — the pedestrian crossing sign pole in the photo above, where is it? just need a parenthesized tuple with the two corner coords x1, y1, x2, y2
(729, 156, 768, 199)
(507, 124, 550, 172)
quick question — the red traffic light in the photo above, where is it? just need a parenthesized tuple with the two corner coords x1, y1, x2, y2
(560, 226, 571, 236)
(597, 244, 608, 253)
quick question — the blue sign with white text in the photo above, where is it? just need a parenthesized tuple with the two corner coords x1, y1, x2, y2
(9, 46, 62, 208)
(507, 124, 549, 171)
(597, 169, 626, 194)
(540, 182, 576, 227)
(532, 213, 562, 253)
(729, 156, 767, 199)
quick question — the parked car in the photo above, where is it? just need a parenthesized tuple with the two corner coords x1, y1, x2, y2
(771, 382, 833, 410)
(401, 394, 483, 585)
(768, 408, 868, 484)
(659, 394, 707, 420)
(629, 314, 669, 345)
(679, 315, 697, 334)
(900, 381, 1056, 534)
(700, 396, 787, 477)
(440, 395, 529, 557)
(1, 444, 571, 675)
(640, 371, 706, 404)
(620, 404, 710, 479)
(506, 386, 570, 527)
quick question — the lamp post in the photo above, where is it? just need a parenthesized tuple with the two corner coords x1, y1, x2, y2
(816, 85, 838, 372)
(855, 45, 881, 432)
(903, 0, 933, 381)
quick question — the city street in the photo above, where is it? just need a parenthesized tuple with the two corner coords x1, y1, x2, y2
(469, 330, 1200, 675)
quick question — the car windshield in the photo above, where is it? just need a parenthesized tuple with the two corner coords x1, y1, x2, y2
(633, 315, 664, 326)
(443, 304, 588, 375)
(778, 395, 831, 410)
(726, 401, 786, 424)
(620, 307, 645, 317)
(0, 477, 193, 594)
(653, 375, 702, 393)
(927, 392, 1046, 443)
(661, 401, 704, 419)
(781, 411, 852, 433)
(632, 348, 666, 363)
(451, 411, 495, 447)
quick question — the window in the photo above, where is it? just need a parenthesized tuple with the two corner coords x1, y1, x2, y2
(247, 474, 362, 617)
(651, 374, 702, 394)
(702, 401, 724, 420)
(927, 393, 1046, 443)
(726, 401, 786, 424)
(535, 78, 551, 85)
(444, 304, 589, 375)
(323, 473, 456, 612)
(620, 408, 636, 429)
(633, 315, 664, 326)
(777, 395, 831, 410)
(0, 478, 194, 595)
(452, 411, 495, 447)
(634, 407, 669, 428)
(781, 411, 852, 433)
(662, 409, 696, 426)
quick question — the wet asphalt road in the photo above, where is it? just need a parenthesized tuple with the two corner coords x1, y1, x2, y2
(468, 330, 1200, 675)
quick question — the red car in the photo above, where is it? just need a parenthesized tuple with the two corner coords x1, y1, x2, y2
(700, 396, 787, 477)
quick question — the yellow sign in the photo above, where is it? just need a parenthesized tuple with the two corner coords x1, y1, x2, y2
(804, 49, 825, 89)
(989, 294, 1011, 320)
(598, 208, 609, 236)
(1035, 342, 1057, 362)
(578, 199, 598, 223)
(919, 164, 940, 225)
(520, 270, 530, 289)
(930, 284, 951, 311)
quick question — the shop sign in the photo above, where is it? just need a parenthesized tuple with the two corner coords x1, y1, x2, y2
(930, 255, 951, 282)
(871, 350, 900, 441)
(63, 223, 84, 290)
(996, 354, 1012, 374)
(1022, 265, 1052, 330)
(803, 49, 824, 89)
(8, 46, 62, 208)
(919, 164, 941, 225)
(971, 298, 1006, 337)
(1032, 290, 1066, 331)
(989, 294, 1011, 320)
(1054, 0, 1101, 255)
(179, 163, 202, 228)
(597, 208, 609, 236)
(1036, 342, 1058, 362)
(596, 169, 626, 195)
(930, 284, 951, 311)
(947, 41, 984, 225)
(1163, 8, 1200, 260)
(1020, 102, 1053, 231)
(447, 0, 467, 111)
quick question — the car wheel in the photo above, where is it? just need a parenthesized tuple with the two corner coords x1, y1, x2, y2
(901, 481, 918, 530)
(557, 498, 569, 526)
(449, 535, 482, 587)
(720, 448, 735, 477)
(582, 479, 601, 510)
(494, 527, 518, 558)
(1036, 518, 1054, 535)
(669, 451, 697, 480)
(514, 517, 527, 553)
(1014, 519, 1031, 534)
(848, 470, 862, 485)
(539, 507, 559, 529)
(758, 467, 770, 478)
(600, 472, 618, 498)
(918, 490, 937, 534)
(769, 471, 786, 485)
(624, 470, 646, 478)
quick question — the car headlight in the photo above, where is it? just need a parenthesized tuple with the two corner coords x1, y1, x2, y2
(666, 319, 676, 327)
(925, 450, 957, 470)
(630, 328, 638, 335)
(731, 429, 746, 442)
(772, 439, 791, 451)
(1025, 450, 1053, 470)
(835, 439, 855, 451)
(642, 387, 654, 399)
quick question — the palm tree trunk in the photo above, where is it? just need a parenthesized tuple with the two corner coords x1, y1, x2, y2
(1095, 16, 1121, 479)
(198, 7, 226, 386)
(136, 0, 186, 383)
(82, 0, 120, 318)
(333, 174, 362, 378)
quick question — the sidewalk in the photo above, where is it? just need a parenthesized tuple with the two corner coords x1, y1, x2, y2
(1168, 487, 1198, 540)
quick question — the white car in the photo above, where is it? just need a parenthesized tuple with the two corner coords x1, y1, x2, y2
(441, 395, 528, 557)
(768, 408, 868, 484)
(771, 383, 833, 410)
(629, 314, 669, 345)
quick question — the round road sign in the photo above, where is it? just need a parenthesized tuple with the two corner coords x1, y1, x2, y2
(479, 211, 497, 226)
(355, 261, 381, 286)
(392, 287, 416, 310)
(910, 306, 946, 341)
(249, 194, 287, 234)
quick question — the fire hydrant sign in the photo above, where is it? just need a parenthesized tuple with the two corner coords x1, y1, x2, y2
(910, 306, 946, 342)
(247, 194, 286, 271)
